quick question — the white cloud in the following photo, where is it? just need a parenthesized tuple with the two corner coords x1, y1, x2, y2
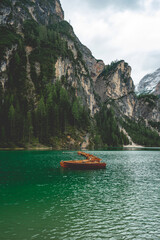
(60, 0, 160, 84)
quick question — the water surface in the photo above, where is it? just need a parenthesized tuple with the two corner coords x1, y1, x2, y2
(0, 150, 160, 239)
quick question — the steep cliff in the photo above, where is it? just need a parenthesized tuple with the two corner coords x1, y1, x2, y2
(0, 0, 64, 26)
(95, 60, 136, 117)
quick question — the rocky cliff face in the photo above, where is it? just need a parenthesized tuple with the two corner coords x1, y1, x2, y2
(95, 61, 134, 100)
(94, 60, 136, 117)
(0, 44, 18, 89)
(55, 56, 97, 115)
(136, 68, 160, 97)
(0, 0, 64, 27)
(135, 97, 160, 122)
(0, 0, 64, 90)
(58, 26, 105, 114)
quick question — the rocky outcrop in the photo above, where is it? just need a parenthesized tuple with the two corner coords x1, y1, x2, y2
(94, 60, 136, 117)
(0, 45, 17, 89)
(0, 0, 64, 27)
(114, 93, 136, 118)
(135, 97, 160, 122)
(95, 61, 134, 100)
(55, 0, 64, 20)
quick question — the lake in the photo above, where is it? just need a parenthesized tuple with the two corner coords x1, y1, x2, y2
(0, 150, 160, 239)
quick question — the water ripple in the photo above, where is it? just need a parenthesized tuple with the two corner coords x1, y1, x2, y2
(0, 150, 160, 239)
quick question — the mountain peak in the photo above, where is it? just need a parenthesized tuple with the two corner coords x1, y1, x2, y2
(136, 68, 160, 96)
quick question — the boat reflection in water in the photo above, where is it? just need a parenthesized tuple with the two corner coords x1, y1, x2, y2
(60, 152, 106, 170)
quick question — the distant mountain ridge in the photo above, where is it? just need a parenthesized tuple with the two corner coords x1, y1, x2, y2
(136, 68, 160, 97)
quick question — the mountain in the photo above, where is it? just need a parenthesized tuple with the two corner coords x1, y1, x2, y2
(136, 68, 160, 97)
(0, 0, 160, 148)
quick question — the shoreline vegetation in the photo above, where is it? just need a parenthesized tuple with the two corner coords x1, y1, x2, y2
(0, 144, 160, 151)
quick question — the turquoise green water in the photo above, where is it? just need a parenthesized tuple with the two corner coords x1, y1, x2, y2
(0, 150, 160, 240)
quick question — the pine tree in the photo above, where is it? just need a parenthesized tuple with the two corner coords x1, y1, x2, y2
(36, 97, 46, 142)
(59, 87, 69, 131)
(46, 91, 54, 136)
(8, 104, 15, 140)
(26, 111, 33, 143)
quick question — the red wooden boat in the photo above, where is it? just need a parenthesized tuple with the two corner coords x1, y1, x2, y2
(60, 152, 106, 170)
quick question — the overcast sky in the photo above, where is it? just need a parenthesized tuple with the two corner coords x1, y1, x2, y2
(60, 0, 160, 85)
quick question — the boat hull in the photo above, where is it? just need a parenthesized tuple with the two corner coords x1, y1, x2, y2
(60, 160, 106, 170)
